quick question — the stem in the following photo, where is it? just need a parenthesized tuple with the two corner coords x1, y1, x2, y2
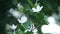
(21, 23, 26, 29)
(14, 29, 16, 34)
(27, 0, 34, 7)
(35, 0, 39, 3)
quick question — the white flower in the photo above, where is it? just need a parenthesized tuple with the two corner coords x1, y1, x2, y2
(9, 8, 22, 19)
(17, 16, 27, 24)
(32, 5, 43, 12)
(28, 23, 35, 30)
(10, 24, 17, 30)
(24, 23, 36, 33)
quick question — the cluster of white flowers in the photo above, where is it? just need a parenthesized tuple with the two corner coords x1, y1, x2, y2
(9, 2, 44, 24)
(24, 23, 38, 34)
(9, 1, 44, 34)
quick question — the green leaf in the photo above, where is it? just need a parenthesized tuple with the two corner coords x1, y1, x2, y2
(23, 21, 30, 29)
(16, 31, 24, 34)
(7, 32, 14, 34)
(27, 0, 34, 7)
(26, 31, 33, 34)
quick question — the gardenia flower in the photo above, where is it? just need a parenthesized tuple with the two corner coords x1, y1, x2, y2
(32, 5, 43, 12)
(10, 24, 17, 30)
(17, 16, 27, 24)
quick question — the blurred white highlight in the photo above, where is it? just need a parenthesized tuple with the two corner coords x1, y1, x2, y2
(47, 17, 56, 24)
(41, 16, 60, 34)
(9, 8, 22, 19)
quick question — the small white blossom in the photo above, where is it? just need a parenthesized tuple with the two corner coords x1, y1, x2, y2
(17, 16, 27, 24)
(24, 23, 36, 33)
(32, 5, 43, 12)
(28, 23, 35, 30)
(10, 24, 17, 30)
